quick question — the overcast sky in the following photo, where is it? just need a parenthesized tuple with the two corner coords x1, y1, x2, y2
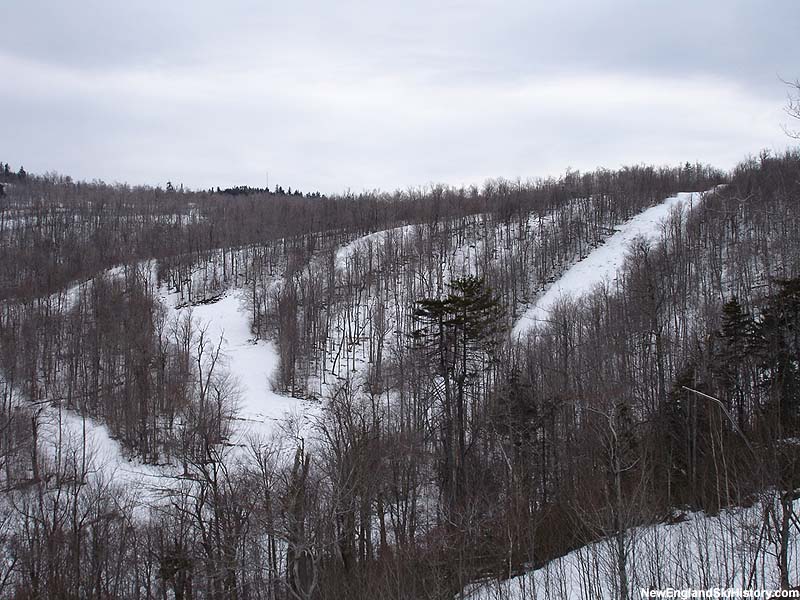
(2, 1, 798, 193)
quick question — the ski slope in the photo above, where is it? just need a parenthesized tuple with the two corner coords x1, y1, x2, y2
(311, 217, 488, 399)
(30, 395, 169, 503)
(17, 273, 311, 511)
(18, 191, 706, 506)
(168, 289, 313, 443)
(464, 497, 800, 599)
(513, 192, 704, 337)
(335, 224, 417, 270)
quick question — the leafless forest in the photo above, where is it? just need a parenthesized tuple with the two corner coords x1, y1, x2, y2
(0, 152, 798, 599)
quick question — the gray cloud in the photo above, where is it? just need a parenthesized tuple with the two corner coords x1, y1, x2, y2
(1, 0, 797, 193)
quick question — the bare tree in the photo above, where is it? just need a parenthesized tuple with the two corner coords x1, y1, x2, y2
(784, 78, 800, 138)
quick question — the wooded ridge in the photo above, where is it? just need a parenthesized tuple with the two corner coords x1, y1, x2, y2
(0, 153, 798, 599)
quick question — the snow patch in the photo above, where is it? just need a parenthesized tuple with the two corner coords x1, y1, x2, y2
(464, 498, 799, 599)
(34, 402, 168, 503)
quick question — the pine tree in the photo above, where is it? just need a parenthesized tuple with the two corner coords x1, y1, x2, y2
(413, 276, 504, 513)
(755, 278, 800, 434)
(714, 297, 755, 428)
(654, 359, 714, 509)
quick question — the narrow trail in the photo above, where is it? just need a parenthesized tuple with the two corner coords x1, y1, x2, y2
(513, 191, 704, 337)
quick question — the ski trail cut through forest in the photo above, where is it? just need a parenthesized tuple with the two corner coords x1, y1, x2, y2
(512, 191, 704, 337)
(165, 289, 312, 443)
(17, 276, 310, 509)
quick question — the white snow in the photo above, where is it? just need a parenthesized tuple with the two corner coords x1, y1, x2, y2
(8, 268, 311, 513)
(513, 192, 704, 337)
(171, 290, 312, 443)
(463, 497, 800, 599)
(9, 191, 711, 511)
(34, 402, 168, 502)
(334, 224, 416, 270)
(17, 283, 304, 506)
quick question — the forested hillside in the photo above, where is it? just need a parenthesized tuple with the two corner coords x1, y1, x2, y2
(0, 152, 798, 599)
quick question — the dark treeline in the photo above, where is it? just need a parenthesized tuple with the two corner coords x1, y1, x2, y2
(216, 184, 321, 198)
(3, 153, 797, 598)
(0, 163, 719, 301)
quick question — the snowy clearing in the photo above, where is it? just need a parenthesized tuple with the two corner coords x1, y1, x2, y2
(165, 289, 313, 445)
(513, 191, 704, 337)
(33, 401, 169, 504)
(20, 274, 312, 509)
(334, 223, 417, 270)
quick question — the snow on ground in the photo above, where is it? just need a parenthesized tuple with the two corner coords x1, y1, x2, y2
(513, 192, 704, 337)
(58, 259, 308, 448)
(6, 263, 170, 505)
(305, 225, 416, 399)
(311, 218, 483, 400)
(165, 289, 313, 444)
(34, 400, 169, 503)
(14, 192, 707, 504)
(10, 268, 311, 512)
(464, 497, 800, 599)
(46, 262, 135, 314)
(446, 223, 486, 280)
(313, 212, 542, 399)
(335, 224, 417, 270)
(43, 282, 311, 500)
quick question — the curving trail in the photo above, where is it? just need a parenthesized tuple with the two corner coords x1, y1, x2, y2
(169, 289, 312, 445)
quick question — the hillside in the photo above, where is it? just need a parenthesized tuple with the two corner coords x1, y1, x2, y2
(465, 496, 800, 599)
(0, 155, 799, 599)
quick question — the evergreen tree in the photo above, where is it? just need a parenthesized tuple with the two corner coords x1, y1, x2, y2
(654, 359, 715, 509)
(413, 276, 504, 513)
(714, 297, 755, 428)
(755, 278, 800, 434)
